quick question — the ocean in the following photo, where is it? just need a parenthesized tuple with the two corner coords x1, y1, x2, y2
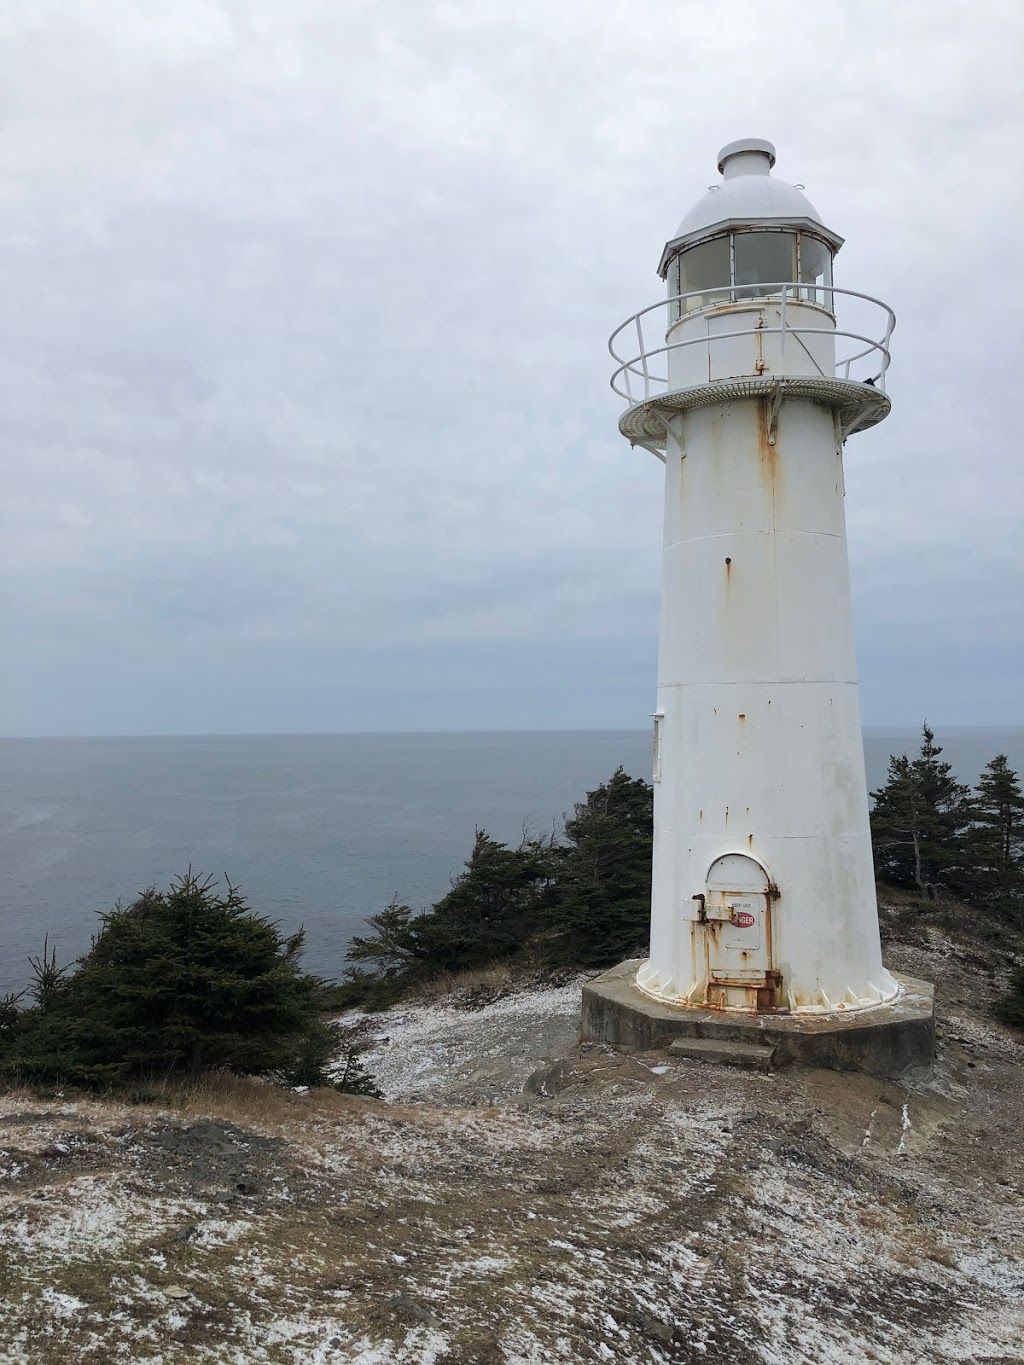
(2, 727, 1022, 997)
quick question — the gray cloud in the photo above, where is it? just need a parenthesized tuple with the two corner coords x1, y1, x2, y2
(1, 0, 1021, 735)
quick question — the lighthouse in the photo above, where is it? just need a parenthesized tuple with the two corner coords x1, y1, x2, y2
(585, 139, 934, 1072)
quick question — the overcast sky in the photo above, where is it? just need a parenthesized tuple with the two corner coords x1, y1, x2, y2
(1, 0, 1021, 737)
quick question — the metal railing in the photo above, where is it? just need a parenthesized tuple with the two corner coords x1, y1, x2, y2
(608, 285, 896, 407)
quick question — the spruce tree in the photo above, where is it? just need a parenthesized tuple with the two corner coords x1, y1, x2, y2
(410, 830, 558, 973)
(3, 872, 332, 1085)
(870, 723, 972, 897)
(346, 899, 424, 977)
(341, 833, 559, 995)
(545, 767, 653, 967)
(964, 755, 1024, 922)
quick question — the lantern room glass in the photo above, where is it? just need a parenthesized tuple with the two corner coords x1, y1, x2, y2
(733, 231, 797, 300)
(797, 233, 834, 308)
(672, 235, 730, 318)
(670, 229, 835, 317)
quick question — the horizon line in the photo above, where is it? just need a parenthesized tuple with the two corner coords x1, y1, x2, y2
(3, 723, 1024, 743)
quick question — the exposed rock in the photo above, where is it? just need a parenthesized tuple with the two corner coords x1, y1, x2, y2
(388, 1293, 443, 1329)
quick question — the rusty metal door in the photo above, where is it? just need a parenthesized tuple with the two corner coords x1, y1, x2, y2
(700, 853, 781, 1010)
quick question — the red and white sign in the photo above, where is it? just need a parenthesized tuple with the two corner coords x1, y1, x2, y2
(733, 910, 757, 928)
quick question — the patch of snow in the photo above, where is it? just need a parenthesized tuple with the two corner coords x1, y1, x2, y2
(38, 1290, 84, 1317)
(194, 1218, 253, 1248)
(344, 981, 584, 1101)
(0, 1175, 198, 1262)
(861, 1105, 878, 1148)
(450, 1255, 512, 1275)
(897, 1099, 911, 1154)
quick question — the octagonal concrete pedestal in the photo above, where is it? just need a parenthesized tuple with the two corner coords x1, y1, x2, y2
(582, 960, 935, 1080)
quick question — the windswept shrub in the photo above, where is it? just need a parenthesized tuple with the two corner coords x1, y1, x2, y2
(1, 872, 359, 1090)
(342, 767, 654, 999)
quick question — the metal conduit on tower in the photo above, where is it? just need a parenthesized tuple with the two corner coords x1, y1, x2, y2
(584, 139, 935, 1075)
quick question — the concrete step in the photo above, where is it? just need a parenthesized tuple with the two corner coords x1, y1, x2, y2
(668, 1035, 776, 1072)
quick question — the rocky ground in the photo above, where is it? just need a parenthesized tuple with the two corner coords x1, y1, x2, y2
(1, 918, 1023, 1364)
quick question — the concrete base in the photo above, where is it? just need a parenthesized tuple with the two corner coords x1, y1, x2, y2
(582, 960, 935, 1079)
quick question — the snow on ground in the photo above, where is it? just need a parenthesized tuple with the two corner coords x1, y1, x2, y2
(342, 979, 584, 1103)
(2, 952, 1024, 1363)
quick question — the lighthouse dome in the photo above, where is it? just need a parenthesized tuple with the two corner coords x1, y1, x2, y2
(660, 138, 843, 272)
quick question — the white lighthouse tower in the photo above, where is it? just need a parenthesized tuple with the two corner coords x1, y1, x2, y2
(608, 138, 905, 1025)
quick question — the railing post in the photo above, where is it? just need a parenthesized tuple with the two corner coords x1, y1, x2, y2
(635, 316, 650, 400)
(780, 287, 787, 371)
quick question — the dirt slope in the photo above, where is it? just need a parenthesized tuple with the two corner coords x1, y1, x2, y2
(1, 928, 1022, 1364)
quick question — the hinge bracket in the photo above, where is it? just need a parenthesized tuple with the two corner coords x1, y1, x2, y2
(630, 438, 666, 464)
(766, 381, 785, 446)
(663, 413, 686, 457)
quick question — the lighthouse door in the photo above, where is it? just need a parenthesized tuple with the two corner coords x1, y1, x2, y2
(701, 854, 781, 1011)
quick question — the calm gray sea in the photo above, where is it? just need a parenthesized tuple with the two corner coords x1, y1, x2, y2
(2, 728, 1022, 997)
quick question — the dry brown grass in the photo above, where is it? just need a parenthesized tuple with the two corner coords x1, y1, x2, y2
(876, 884, 940, 910)
(114, 1071, 378, 1138)
(888, 1224, 960, 1271)
(914, 1231, 959, 1269)
(0, 1084, 40, 1110)
(402, 960, 523, 1005)
(856, 1207, 890, 1231)
(1, 1070, 485, 1161)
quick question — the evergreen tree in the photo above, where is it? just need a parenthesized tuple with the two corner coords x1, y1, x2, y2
(343, 767, 655, 992)
(344, 832, 559, 986)
(276, 1021, 382, 1095)
(963, 755, 1024, 922)
(870, 723, 972, 896)
(410, 830, 558, 973)
(2, 872, 333, 1085)
(345, 899, 426, 978)
(332, 1049, 383, 1098)
(340, 896, 441, 1008)
(544, 767, 653, 967)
